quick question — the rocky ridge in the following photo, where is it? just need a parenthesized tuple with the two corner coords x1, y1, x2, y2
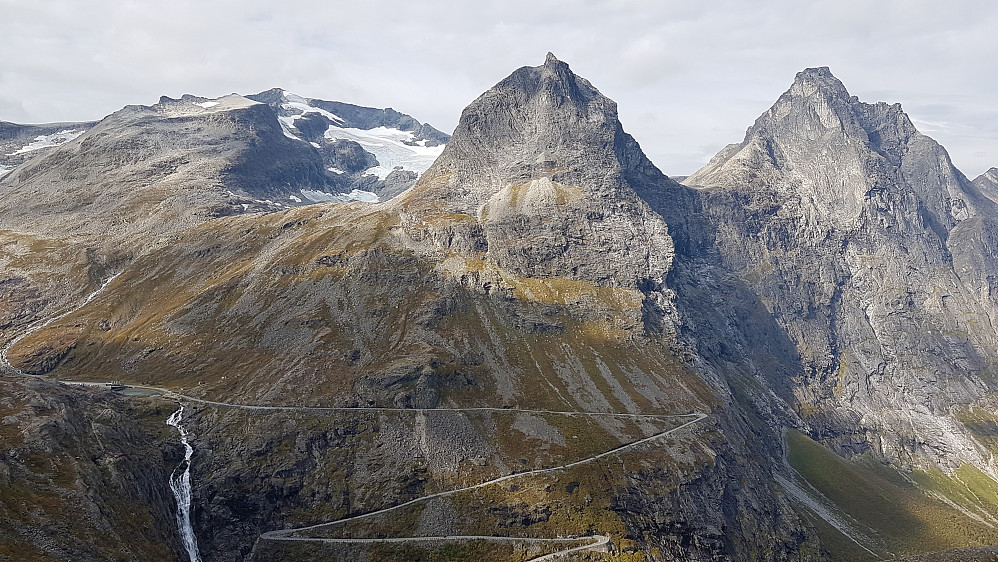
(684, 67, 998, 472)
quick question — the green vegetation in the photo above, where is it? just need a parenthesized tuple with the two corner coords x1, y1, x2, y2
(786, 429, 998, 560)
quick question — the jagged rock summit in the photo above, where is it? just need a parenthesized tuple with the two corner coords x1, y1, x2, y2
(685, 66, 998, 473)
(973, 166, 998, 202)
(686, 66, 991, 228)
(399, 53, 677, 318)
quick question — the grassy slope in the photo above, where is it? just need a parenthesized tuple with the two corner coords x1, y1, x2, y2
(8, 202, 712, 416)
(786, 429, 998, 560)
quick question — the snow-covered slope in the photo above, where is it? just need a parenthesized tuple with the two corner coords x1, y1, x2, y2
(0, 121, 98, 176)
(248, 88, 449, 200)
(7, 129, 86, 156)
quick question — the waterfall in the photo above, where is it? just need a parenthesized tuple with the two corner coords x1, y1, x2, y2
(167, 405, 202, 562)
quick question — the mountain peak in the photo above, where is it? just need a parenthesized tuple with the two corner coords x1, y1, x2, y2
(793, 66, 840, 85)
(781, 66, 854, 112)
(397, 54, 677, 295)
(544, 51, 560, 65)
(402, 54, 620, 212)
(686, 65, 979, 231)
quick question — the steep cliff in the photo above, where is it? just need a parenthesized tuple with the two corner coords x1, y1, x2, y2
(685, 66, 998, 474)
(0, 375, 181, 561)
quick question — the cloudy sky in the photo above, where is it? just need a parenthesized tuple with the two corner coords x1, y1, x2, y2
(1, 0, 995, 177)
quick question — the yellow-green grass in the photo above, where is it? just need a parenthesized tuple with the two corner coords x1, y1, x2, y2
(786, 429, 998, 560)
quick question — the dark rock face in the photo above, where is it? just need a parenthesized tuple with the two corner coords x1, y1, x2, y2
(683, 67, 998, 471)
(0, 376, 180, 561)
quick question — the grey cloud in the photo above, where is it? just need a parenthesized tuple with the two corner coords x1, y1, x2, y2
(0, 0, 995, 176)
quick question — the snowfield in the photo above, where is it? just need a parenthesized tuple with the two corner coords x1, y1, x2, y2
(300, 189, 380, 203)
(322, 125, 444, 179)
(278, 91, 444, 179)
(7, 129, 85, 156)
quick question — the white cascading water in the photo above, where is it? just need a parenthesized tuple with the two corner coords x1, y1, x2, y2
(167, 405, 202, 562)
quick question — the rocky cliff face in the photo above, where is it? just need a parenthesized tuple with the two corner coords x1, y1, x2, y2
(973, 167, 998, 203)
(399, 53, 679, 334)
(0, 375, 181, 561)
(684, 67, 998, 473)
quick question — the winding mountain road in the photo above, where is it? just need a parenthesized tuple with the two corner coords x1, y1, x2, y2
(1, 273, 709, 560)
(256, 412, 705, 559)
(0, 272, 121, 375)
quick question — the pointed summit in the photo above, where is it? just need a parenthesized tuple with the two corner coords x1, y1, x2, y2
(403, 53, 664, 212)
(789, 66, 851, 98)
(683, 66, 982, 230)
(397, 54, 677, 298)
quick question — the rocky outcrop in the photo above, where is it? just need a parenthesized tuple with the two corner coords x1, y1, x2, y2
(0, 376, 181, 560)
(398, 53, 679, 334)
(683, 67, 998, 472)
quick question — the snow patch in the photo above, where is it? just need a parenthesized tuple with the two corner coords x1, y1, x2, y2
(327, 167, 346, 174)
(0, 165, 11, 177)
(280, 91, 345, 124)
(276, 92, 444, 177)
(7, 129, 85, 156)
(300, 189, 379, 204)
(194, 101, 219, 109)
(323, 125, 443, 179)
(277, 115, 304, 141)
(310, 141, 321, 148)
(289, 195, 302, 203)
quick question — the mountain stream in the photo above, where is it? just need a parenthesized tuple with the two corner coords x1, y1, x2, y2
(167, 405, 201, 562)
